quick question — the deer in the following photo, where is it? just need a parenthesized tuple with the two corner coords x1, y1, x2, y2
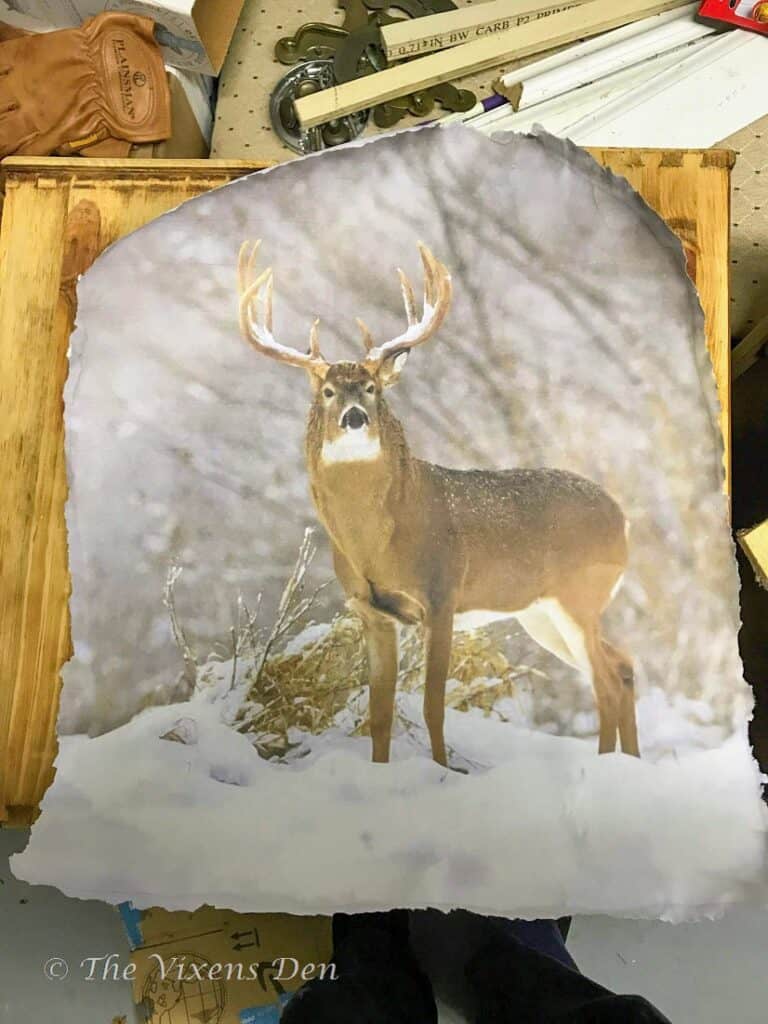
(236, 240, 639, 766)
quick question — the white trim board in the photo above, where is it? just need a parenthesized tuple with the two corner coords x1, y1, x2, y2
(473, 33, 767, 150)
(569, 33, 768, 148)
(494, 3, 698, 100)
(499, 9, 715, 110)
(470, 46, 692, 136)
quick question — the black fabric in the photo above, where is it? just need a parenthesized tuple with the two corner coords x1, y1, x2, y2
(466, 934, 672, 1024)
(484, 917, 578, 971)
(281, 910, 437, 1024)
(280, 912, 672, 1024)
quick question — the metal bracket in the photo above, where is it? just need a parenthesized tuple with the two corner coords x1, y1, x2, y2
(269, 60, 370, 154)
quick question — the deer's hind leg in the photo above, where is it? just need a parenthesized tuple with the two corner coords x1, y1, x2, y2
(423, 604, 454, 767)
(516, 598, 628, 755)
(537, 606, 619, 754)
(553, 611, 639, 757)
(552, 563, 639, 756)
(602, 640, 639, 757)
(583, 627, 624, 755)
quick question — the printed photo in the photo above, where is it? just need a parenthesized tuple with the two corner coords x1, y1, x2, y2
(13, 126, 764, 918)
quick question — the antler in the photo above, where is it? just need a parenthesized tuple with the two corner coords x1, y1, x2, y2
(238, 240, 327, 372)
(360, 243, 453, 369)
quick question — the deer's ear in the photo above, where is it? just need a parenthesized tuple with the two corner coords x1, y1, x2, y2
(379, 350, 409, 388)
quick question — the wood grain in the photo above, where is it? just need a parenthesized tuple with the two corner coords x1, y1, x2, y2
(588, 147, 733, 478)
(0, 158, 273, 824)
(0, 150, 730, 823)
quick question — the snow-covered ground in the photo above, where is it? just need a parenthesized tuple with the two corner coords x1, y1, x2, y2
(13, 659, 767, 920)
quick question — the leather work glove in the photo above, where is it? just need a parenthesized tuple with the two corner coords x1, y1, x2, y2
(0, 11, 171, 158)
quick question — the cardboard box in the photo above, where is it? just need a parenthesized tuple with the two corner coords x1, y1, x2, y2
(119, 904, 333, 1024)
(0, 0, 244, 73)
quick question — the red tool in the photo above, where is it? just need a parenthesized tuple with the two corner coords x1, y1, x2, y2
(699, 0, 768, 33)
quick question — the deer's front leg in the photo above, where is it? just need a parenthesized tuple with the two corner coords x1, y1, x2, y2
(348, 597, 398, 763)
(331, 547, 399, 763)
(423, 605, 454, 767)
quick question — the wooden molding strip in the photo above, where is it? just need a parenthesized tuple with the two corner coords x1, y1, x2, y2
(475, 49, 688, 134)
(496, 6, 712, 111)
(381, 0, 583, 61)
(565, 32, 752, 142)
(0, 156, 274, 187)
(295, 0, 698, 128)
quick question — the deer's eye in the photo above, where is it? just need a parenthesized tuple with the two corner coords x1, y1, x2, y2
(322, 387, 334, 399)
(365, 384, 375, 395)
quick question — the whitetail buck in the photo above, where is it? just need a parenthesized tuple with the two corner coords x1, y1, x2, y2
(237, 240, 639, 765)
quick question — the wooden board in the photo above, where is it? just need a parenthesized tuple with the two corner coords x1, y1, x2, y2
(294, 0, 694, 127)
(0, 149, 732, 825)
(380, 0, 583, 60)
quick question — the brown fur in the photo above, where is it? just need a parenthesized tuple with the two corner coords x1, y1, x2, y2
(303, 362, 639, 765)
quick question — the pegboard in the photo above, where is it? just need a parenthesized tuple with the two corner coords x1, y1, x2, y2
(719, 115, 768, 343)
(211, 0, 541, 164)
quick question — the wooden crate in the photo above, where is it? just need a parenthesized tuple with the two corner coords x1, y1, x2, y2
(0, 150, 732, 825)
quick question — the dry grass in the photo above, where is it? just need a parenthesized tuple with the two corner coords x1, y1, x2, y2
(233, 613, 532, 758)
(234, 613, 368, 754)
(169, 535, 543, 760)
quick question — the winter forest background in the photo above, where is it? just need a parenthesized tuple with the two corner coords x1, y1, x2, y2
(62, 126, 744, 754)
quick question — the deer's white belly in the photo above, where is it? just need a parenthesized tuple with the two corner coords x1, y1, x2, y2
(454, 599, 592, 679)
(453, 610, 513, 631)
(321, 429, 382, 464)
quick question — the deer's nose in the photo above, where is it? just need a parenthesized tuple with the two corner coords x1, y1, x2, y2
(340, 406, 369, 431)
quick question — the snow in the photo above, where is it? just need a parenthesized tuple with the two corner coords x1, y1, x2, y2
(282, 622, 332, 656)
(12, 675, 766, 920)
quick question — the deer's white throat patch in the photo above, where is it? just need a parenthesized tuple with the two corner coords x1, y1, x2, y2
(321, 428, 382, 465)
